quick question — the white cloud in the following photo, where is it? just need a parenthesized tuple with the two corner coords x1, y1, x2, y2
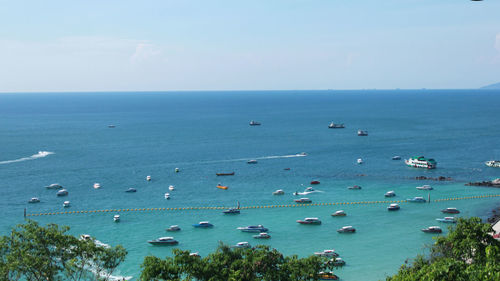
(130, 43, 162, 64)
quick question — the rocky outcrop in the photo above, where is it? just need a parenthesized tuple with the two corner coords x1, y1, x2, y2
(415, 176, 452, 181)
(465, 179, 500, 187)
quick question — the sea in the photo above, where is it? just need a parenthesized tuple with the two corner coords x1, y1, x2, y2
(0, 90, 499, 281)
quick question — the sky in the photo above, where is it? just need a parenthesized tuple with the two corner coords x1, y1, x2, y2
(0, 0, 499, 92)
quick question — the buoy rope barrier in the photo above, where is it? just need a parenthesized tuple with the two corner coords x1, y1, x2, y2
(25, 194, 500, 217)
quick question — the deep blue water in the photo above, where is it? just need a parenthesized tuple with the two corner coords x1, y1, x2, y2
(1, 90, 499, 280)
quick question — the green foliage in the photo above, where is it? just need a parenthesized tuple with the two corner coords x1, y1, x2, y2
(140, 243, 334, 281)
(386, 217, 500, 281)
(0, 220, 127, 281)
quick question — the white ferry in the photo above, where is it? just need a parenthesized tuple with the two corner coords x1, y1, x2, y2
(405, 156, 437, 169)
(485, 160, 500, 168)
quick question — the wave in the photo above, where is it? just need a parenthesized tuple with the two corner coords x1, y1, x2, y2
(0, 151, 55, 165)
(194, 153, 307, 165)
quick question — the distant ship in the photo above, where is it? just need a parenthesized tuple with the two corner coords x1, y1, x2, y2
(357, 130, 368, 136)
(249, 120, 261, 126)
(328, 122, 345, 129)
(405, 156, 437, 169)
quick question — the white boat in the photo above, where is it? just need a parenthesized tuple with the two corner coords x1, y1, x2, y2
(407, 196, 426, 203)
(249, 120, 261, 126)
(247, 159, 258, 164)
(416, 185, 433, 190)
(384, 191, 396, 197)
(297, 217, 322, 225)
(337, 226, 356, 233)
(347, 185, 362, 190)
(405, 156, 437, 169)
(164, 193, 170, 200)
(253, 232, 271, 239)
(421, 226, 442, 233)
(328, 122, 345, 129)
(45, 183, 63, 189)
(436, 217, 457, 223)
(175, 168, 180, 173)
(146, 175, 151, 181)
(357, 158, 363, 164)
(234, 242, 251, 248)
(63, 201, 70, 207)
(485, 160, 500, 168)
(387, 203, 400, 211)
(169, 185, 175, 191)
(167, 225, 181, 231)
(273, 189, 285, 195)
(314, 249, 339, 257)
(148, 237, 179, 245)
(392, 156, 401, 160)
(113, 215, 120, 222)
(28, 197, 40, 203)
(56, 189, 69, 197)
(357, 130, 368, 136)
(331, 210, 347, 217)
(294, 198, 312, 203)
(237, 225, 268, 232)
(93, 183, 101, 189)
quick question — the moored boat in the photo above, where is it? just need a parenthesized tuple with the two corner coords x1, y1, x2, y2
(357, 158, 363, 164)
(167, 225, 181, 232)
(310, 180, 320, 185)
(441, 207, 460, 214)
(216, 184, 228, 190)
(416, 185, 433, 190)
(348, 185, 362, 190)
(253, 232, 271, 239)
(63, 201, 70, 207)
(216, 172, 235, 176)
(28, 197, 40, 203)
(392, 156, 401, 160)
(237, 225, 268, 232)
(93, 183, 101, 189)
(223, 208, 240, 214)
(247, 159, 258, 164)
(331, 210, 347, 217)
(328, 122, 345, 129)
(273, 189, 285, 195)
(297, 217, 322, 225)
(421, 226, 442, 233)
(146, 175, 151, 181)
(405, 156, 437, 169)
(234, 241, 251, 248)
(387, 203, 400, 211)
(193, 221, 213, 228)
(56, 189, 68, 197)
(436, 217, 457, 223)
(148, 237, 179, 245)
(407, 196, 426, 203)
(125, 188, 137, 193)
(294, 198, 312, 203)
(385, 191, 396, 197)
(318, 272, 339, 280)
(357, 130, 368, 136)
(45, 183, 63, 189)
(485, 160, 500, 168)
(337, 226, 356, 233)
(329, 257, 346, 267)
(164, 193, 170, 199)
(169, 185, 175, 191)
(249, 120, 261, 126)
(314, 249, 338, 257)
(113, 215, 120, 222)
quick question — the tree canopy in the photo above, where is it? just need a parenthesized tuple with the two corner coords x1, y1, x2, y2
(0, 220, 127, 281)
(386, 217, 500, 281)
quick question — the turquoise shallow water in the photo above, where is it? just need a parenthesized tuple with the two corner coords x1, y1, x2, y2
(1, 90, 499, 280)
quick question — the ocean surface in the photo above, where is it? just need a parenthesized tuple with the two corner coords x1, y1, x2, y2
(1, 90, 499, 280)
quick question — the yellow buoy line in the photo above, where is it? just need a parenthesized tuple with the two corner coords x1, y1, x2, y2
(25, 194, 500, 217)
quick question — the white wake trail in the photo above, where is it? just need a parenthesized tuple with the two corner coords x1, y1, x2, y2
(0, 151, 55, 165)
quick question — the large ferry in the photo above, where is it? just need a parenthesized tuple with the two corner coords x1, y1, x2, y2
(405, 156, 437, 169)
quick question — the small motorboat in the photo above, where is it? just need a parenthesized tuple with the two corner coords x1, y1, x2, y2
(216, 172, 235, 176)
(63, 201, 70, 207)
(284, 168, 291, 170)
(193, 221, 213, 228)
(249, 120, 261, 126)
(28, 197, 40, 203)
(216, 184, 228, 190)
(421, 226, 442, 233)
(310, 180, 320, 185)
(387, 203, 400, 211)
(93, 183, 101, 189)
(328, 122, 345, 129)
(294, 198, 312, 203)
(436, 217, 457, 223)
(331, 210, 346, 217)
(385, 191, 396, 197)
(337, 226, 356, 233)
(146, 175, 151, 181)
(441, 207, 460, 214)
(148, 237, 179, 245)
(407, 196, 426, 203)
(166, 225, 181, 232)
(253, 232, 271, 239)
(56, 189, 69, 197)
(392, 156, 401, 160)
(223, 208, 240, 214)
(189, 252, 200, 257)
(169, 185, 175, 191)
(45, 183, 63, 189)
(247, 159, 258, 164)
(314, 249, 339, 257)
(318, 271, 339, 280)
(164, 193, 171, 199)
(108, 124, 116, 128)
(125, 188, 137, 193)
(298, 152, 307, 156)
(113, 215, 120, 222)
(357, 158, 363, 164)
(234, 242, 251, 248)
(273, 189, 285, 195)
(329, 257, 346, 267)
(416, 185, 433, 190)
(237, 225, 268, 233)
(297, 217, 322, 225)
(357, 130, 368, 136)
(347, 185, 362, 190)
(175, 168, 180, 173)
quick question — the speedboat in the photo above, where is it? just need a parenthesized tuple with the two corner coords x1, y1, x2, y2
(45, 183, 63, 189)
(298, 152, 307, 156)
(294, 187, 317, 195)
(125, 188, 136, 193)
(436, 217, 457, 223)
(392, 156, 402, 160)
(310, 180, 320, 185)
(328, 122, 345, 129)
(407, 196, 426, 203)
(318, 271, 339, 280)
(253, 232, 271, 239)
(314, 249, 338, 257)
(337, 226, 356, 233)
(485, 160, 500, 168)
(357, 158, 363, 164)
(247, 159, 258, 164)
(234, 242, 251, 248)
(216, 172, 235, 176)
(193, 221, 213, 228)
(189, 252, 200, 257)
(357, 130, 368, 136)
(329, 257, 346, 267)
(387, 203, 400, 211)
(249, 120, 261, 126)
(297, 217, 322, 225)
(347, 185, 362, 190)
(164, 193, 170, 199)
(237, 225, 268, 233)
(385, 191, 396, 197)
(223, 208, 240, 214)
(331, 210, 346, 217)
(273, 189, 285, 195)
(416, 185, 433, 190)
(56, 189, 69, 197)
(441, 207, 460, 214)
(175, 168, 180, 173)
(169, 185, 175, 191)
(113, 215, 120, 222)
(93, 183, 101, 189)
(28, 197, 40, 203)
(216, 184, 228, 190)
(421, 226, 442, 233)
(166, 225, 181, 232)
(63, 201, 70, 207)
(148, 237, 179, 245)
(294, 198, 312, 203)
(108, 124, 116, 128)
(146, 175, 151, 181)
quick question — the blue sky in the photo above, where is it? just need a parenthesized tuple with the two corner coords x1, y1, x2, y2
(0, 0, 499, 92)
